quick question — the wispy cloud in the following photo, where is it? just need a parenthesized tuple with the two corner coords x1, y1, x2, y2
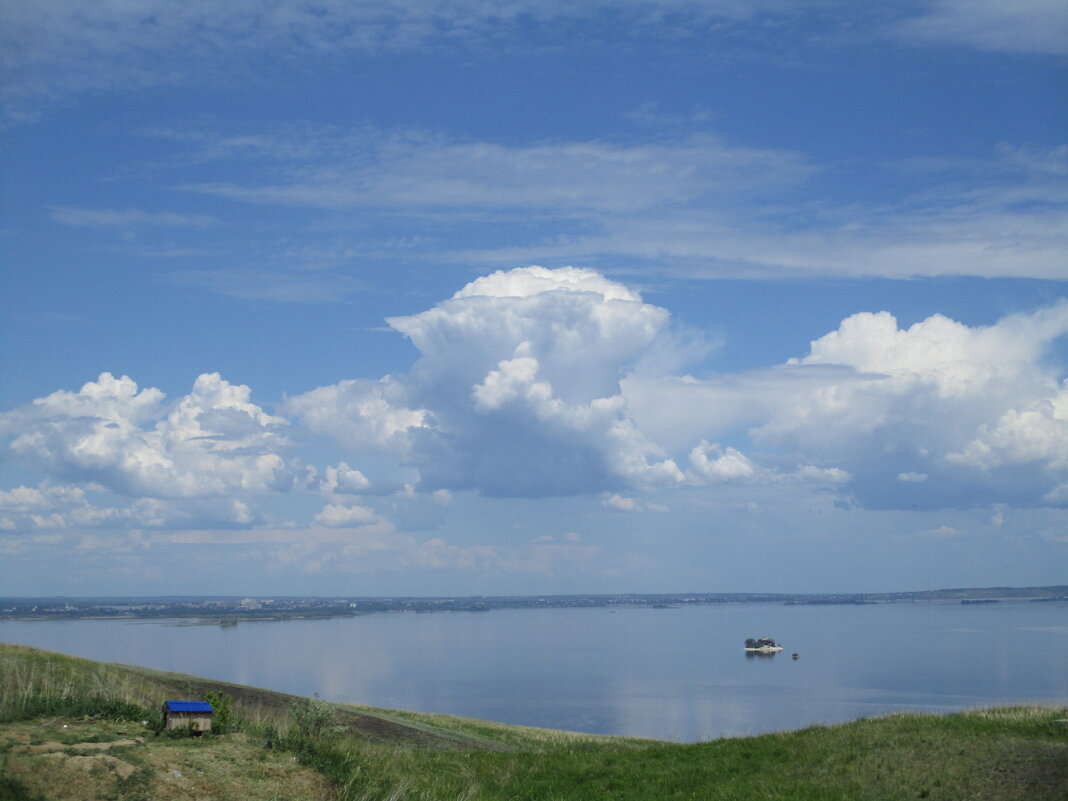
(893, 0, 1068, 57)
(0, 0, 794, 121)
(49, 206, 220, 229)
(167, 269, 366, 304)
(6, 1, 1061, 122)
(173, 124, 1068, 280)
(180, 132, 813, 214)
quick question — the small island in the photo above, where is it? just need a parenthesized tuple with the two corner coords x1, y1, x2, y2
(745, 637, 783, 653)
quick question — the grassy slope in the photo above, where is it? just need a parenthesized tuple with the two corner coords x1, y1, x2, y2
(1, 642, 1065, 801)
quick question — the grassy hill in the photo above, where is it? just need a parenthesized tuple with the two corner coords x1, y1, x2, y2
(1, 642, 1065, 801)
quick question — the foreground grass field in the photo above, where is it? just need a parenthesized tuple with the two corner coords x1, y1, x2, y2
(1, 642, 1065, 801)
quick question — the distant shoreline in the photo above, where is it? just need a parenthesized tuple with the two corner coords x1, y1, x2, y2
(2, 585, 1065, 623)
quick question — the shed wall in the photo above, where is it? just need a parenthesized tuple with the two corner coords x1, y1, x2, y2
(164, 711, 213, 732)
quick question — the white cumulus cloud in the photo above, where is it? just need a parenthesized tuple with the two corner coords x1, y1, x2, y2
(949, 382, 1068, 471)
(748, 303, 1068, 508)
(321, 462, 373, 495)
(689, 441, 758, 483)
(283, 376, 426, 456)
(314, 503, 378, 527)
(602, 493, 640, 512)
(0, 372, 296, 499)
(289, 266, 685, 497)
(0, 483, 123, 531)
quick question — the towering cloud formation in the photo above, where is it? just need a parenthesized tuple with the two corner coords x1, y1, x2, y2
(288, 266, 685, 497)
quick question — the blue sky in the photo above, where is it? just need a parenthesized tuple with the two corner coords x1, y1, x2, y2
(1, 0, 1066, 597)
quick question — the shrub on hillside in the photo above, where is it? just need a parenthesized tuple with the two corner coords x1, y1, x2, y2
(289, 694, 339, 746)
(205, 690, 235, 734)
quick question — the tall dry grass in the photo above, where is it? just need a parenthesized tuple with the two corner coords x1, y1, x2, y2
(0, 644, 158, 722)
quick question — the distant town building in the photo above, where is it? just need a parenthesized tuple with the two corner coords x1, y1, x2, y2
(162, 700, 214, 732)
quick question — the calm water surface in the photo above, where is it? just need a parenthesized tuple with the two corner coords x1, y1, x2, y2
(2, 601, 1065, 741)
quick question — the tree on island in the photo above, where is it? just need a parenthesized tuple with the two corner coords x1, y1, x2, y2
(744, 637, 781, 650)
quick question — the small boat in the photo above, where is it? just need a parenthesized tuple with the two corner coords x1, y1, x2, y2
(744, 636, 783, 653)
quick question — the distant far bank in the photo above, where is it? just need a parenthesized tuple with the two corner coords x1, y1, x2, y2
(2, 585, 1065, 623)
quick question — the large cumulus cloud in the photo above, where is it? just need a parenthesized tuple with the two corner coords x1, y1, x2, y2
(287, 266, 686, 497)
(745, 303, 1068, 508)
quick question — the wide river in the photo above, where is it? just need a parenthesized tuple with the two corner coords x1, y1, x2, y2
(2, 601, 1065, 742)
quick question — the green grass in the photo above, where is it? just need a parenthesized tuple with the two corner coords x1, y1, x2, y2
(309, 708, 1067, 801)
(2, 642, 1065, 801)
(0, 772, 48, 801)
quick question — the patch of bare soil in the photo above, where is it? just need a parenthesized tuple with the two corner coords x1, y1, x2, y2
(1, 720, 334, 801)
(17, 736, 143, 753)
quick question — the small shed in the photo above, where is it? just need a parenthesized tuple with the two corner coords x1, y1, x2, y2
(162, 699, 214, 732)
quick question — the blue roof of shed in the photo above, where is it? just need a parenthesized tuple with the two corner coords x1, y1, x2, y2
(164, 700, 213, 713)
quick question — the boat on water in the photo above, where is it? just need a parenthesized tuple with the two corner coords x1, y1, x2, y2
(744, 636, 783, 653)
